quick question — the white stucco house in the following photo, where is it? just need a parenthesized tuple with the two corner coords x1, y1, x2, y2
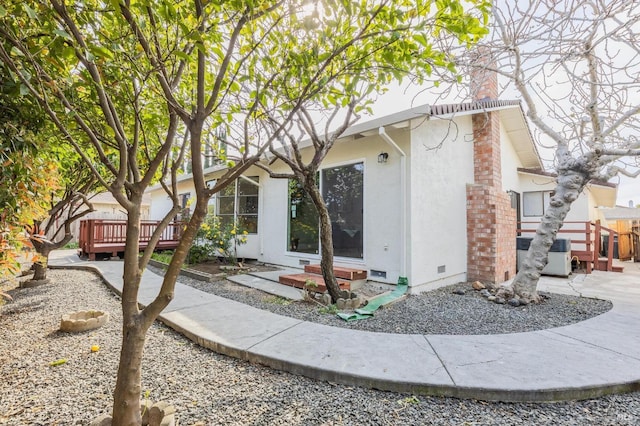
(148, 77, 617, 293)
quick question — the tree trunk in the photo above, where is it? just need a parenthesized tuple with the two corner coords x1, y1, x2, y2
(509, 169, 589, 303)
(112, 316, 147, 425)
(112, 206, 145, 425)
(111, 191, 209, 424)
(29, 237, 52, 283)
(32, 251, 49, 281)
(305, 182, 346, 303)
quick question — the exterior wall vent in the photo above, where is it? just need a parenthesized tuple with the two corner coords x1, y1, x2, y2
(370, 270, 387, 279)
(437, 265, 446, 274)
(299, 259, 310, 266)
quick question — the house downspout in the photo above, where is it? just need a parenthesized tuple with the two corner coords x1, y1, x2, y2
(238, 175, 263, 258)
(378, 127, 409, 286)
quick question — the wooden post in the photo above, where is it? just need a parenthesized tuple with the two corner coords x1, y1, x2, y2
(606, 228, 614, 271)
(593, 220, 601, 271)
(87, 219, 96, 261)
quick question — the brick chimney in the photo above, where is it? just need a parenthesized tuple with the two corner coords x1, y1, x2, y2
(466, 50, 516, 284)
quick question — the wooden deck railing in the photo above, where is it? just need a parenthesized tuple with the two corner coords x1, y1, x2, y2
(78, 219, 182, 260)
(517, 220, 620, 273)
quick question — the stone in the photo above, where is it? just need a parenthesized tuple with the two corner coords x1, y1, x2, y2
(480, 289, 491, 298)
(336, 298, 347, 310)
(487, 296, 496, 302)
(90, 414, 112, 426)
(349, 296, 362, 309)
(519, 298, 530, 306)
(508, 298, 521, 307)
(321, 293, 331, 305)
(494, 297, 506, 305)
(160, 414, 176, 426)
(149, 402, 176, 426)
(484, 282, 497, 290)
(472, 281, 486, 290)
(452, 289, 466, 295)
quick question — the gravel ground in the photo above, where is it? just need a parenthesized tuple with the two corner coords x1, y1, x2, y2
(1, 269, 639, 426)
(160, 265, 613, 335)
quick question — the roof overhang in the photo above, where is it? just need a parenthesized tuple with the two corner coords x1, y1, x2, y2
(517, 168, 617, 207)
(340, 100, 542, 169)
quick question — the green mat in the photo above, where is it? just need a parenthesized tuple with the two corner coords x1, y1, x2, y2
(337, 277, 408, 321)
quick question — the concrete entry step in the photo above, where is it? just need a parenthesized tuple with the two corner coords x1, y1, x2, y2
(279, 273, 351, 293)
(303, 264, 367, 280)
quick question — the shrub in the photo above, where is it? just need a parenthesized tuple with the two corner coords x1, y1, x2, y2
(198, 214, 248, 264)
(187, 244, 210, 265)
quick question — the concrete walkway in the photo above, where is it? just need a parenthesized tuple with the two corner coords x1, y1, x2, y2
(49, 251, 640, 402)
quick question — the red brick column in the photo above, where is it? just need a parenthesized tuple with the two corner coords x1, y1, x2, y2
(466, 111, 516, 283)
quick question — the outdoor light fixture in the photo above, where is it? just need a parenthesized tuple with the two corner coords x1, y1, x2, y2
(378, 152, 389, 163)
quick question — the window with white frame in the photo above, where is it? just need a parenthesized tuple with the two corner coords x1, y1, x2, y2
(207, 177, 259, 233)
(523, 190, 553, 217)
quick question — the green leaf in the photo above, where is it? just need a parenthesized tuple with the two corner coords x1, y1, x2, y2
(53, 29, 72, 40)
(0, 5, 7, 18)
(49, 358, 68, 367)
(23, 4, 37, 20)
(89, 45, 115, 60)
(10, 46, 24, 57)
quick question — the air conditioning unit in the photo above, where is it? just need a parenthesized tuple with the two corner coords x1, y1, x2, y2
(516, 237, 571, 277)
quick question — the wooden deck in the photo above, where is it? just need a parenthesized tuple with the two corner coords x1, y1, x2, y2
(518, 220, 624, 274)
(78, 219, 182, 260)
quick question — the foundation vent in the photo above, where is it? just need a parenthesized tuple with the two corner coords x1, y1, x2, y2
(370, 270, 387, 279)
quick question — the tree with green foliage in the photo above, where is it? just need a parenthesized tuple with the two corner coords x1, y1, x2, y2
(256, 0, 490, 302)
(0, 66, 58, 281)
(0, 0, 488, 423)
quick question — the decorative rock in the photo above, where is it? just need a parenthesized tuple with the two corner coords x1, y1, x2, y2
(90, 414, 112, 426)
(472, 281, 486, 290)
(508, 298, 521, 307)
(494, 297, 506, 305)
(60, 310, 109, 333)
(321, 293, 332, 305)
(519, 298, 530, 306)
(336, 298, 347, 310)
(487, 296, 496, 302)
(160, 413, 176, 426)
(349, 296, 362, 309)
(480, 289, 491, 298)
(452, 289, 466, 295)
(149, 402, 176, 426)
(484, 282, 497, 291)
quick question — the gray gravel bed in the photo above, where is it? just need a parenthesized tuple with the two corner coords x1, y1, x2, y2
(160, 266, 613, 335)
(0, 269, 638, 425)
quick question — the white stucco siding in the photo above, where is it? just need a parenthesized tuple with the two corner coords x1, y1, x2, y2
(500, 124, 524, 192)
(149, 180, 195, 220)
(257, 133, 406, 282)
(408, 116, 474, 291)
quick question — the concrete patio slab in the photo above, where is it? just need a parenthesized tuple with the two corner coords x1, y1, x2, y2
(248, 323, 454, 390)
(227, 271, 304, 301)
